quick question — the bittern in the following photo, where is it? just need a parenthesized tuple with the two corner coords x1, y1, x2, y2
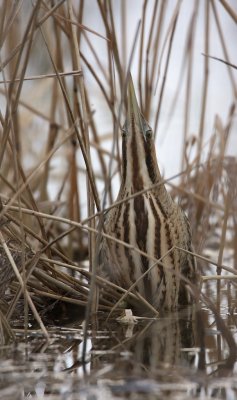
(98, 75, 197, 310)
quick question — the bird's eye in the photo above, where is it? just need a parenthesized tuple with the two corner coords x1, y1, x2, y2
(146, 129, 152, 139)
(121, 129, 127, 138)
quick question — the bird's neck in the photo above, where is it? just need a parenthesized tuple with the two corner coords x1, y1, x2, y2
(120, 138, 171, 210)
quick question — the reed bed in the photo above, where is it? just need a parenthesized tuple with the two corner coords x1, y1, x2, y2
(0, 0, 236, 345)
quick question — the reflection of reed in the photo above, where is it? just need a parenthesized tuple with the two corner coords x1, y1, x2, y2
(198, 302, 237, 378)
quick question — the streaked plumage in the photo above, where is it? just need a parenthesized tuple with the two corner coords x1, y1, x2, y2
(98, 75, 197, 310)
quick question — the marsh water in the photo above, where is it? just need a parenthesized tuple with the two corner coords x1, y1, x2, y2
(1, 282, 237, 400)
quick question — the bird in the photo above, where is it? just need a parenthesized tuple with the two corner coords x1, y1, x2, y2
(98, 75, 197, 311)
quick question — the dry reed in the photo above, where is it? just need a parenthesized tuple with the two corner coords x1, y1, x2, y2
(0, 1, 236, 349)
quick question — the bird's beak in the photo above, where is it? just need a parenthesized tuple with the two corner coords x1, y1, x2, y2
(127, 74, 142, 131)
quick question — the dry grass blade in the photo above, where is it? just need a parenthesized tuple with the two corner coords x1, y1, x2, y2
(202, 53, 237, 71)
(0, 69, 82, 84)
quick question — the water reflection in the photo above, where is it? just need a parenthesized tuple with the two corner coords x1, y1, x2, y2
(87, 307, 237, 398)
(0, 306, 236, 399)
